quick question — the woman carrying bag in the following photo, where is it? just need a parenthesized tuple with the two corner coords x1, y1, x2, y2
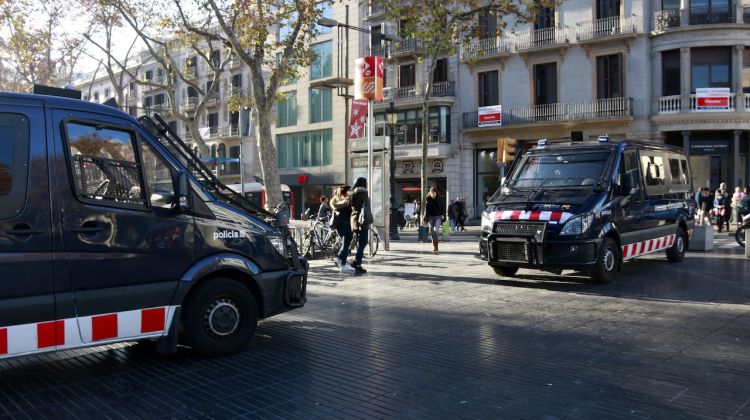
(330, 186, 356, 274)
(350, 177, 373, 274)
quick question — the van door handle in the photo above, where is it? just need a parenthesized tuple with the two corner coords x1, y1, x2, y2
(6, 224, 45, 236)
(71, 227, 105, 234)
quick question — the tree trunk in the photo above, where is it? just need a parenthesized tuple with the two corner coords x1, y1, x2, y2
(420, 60, 437, 221)
(257, 109, 283, 210)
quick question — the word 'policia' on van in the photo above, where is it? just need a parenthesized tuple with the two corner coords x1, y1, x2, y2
(0, 87, 307, 360)
(480, 137, 695, 283)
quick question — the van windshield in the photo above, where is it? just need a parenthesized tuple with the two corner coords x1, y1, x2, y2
(506, 151, 613, 189)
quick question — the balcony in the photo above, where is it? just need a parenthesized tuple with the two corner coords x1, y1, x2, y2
(460, 36, 511, 61)
(383, 81, 455, 103)
(365, 2, 384, 18)
(390, 38, 421, 57)
(200, 126, 220, 140)
(462, 97, 633, 129)
(514, 26, 568, 52)
(689, 5, 733, 25)
(575, 14, 640, 43)
(219, 125, 240, 138)
(656, 94, 737, 113)
(181, 96, 198, 112)
(141, 76, 164, 92)
(228, 86, 246, 98)
(206, 92, 221, 107)
(367, 44, 389, 58)
(229, 56, 242, 69)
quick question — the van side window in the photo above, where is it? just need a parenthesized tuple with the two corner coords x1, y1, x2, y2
(620, 150, 641, 193)
(680, 159, 690, 186)
(0, 113, 29, 219)
(64, 122, 147, 208)
(668, 157, 682, 184)
(139, 141, 176, 209)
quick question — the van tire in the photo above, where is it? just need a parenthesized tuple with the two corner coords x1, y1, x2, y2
(591, 237, 618, 284)
(493, 266, 519, 277)
(182, 278, 258, 357)
(666, 228, 688, 262)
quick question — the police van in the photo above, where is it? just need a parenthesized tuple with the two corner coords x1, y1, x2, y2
(0, 89, 307, 360)
(480, 137, 695, 283)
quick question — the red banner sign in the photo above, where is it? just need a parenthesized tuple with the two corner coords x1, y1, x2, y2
(348, 99, 369, 140)
(354, 56, 384, 101)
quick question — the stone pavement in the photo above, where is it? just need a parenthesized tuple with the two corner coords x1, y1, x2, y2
(0, 232, 748, 419)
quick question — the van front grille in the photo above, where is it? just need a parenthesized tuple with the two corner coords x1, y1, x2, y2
(494, 242, 529, 262)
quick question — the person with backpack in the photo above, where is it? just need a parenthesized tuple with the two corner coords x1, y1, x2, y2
(350, 177, 372, 274)
(330, 186, 356, 274)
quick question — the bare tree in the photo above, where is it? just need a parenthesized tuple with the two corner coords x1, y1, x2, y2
(85, 0, 232, 156)
(379, 0, 540, 220)
(0, 0, 90, 91)
(173, 0, 323, 209)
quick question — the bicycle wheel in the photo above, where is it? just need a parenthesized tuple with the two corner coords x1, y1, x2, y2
(368, 227, 379, 257)
(303, 233, 317, 259)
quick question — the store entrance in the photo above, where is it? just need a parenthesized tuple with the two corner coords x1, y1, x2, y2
(396, 177, 447, 207)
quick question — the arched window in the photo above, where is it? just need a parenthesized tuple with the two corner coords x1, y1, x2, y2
(210, 144, 217, 171)
(218, 143, 227, 175)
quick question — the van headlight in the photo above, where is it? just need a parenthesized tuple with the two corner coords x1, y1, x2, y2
(481, 210, 493, 233)
(268, 234, 287, 256)
(560, 213, 594, 236)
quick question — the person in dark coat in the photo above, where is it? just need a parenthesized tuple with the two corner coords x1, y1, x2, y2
(350, 177, 372, 274)
(423, 187, 445, 254)
(330, 186, 355, 274)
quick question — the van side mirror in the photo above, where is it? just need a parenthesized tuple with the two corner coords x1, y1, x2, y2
(176, 171, 190, 212)
(616, 173, 632, 196)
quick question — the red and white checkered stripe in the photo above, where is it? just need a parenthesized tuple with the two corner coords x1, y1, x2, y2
(0, 306, 178, 359)
(492, 210, 574, 223)
(622, 229, 691, 261)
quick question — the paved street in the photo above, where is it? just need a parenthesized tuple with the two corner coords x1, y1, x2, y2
(1, 231, 749, 419)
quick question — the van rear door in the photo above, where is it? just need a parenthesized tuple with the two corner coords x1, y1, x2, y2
(0, 102, 58, 357)
(52, 109, 193, 345)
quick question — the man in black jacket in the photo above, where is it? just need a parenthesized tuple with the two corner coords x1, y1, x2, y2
(423, 187, 445, 254)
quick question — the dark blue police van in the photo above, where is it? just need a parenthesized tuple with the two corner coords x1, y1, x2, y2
(0, 90, 307, 360)
(480, 138, 695, 283)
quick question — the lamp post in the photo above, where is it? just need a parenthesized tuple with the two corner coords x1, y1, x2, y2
(387, 102, 400, 240)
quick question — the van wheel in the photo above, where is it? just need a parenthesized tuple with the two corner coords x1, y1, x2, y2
(591, 238, 618, 284)
(493, 266, 519, 277)
(182, 278, 258, 357)
(666, 228, 688, 262)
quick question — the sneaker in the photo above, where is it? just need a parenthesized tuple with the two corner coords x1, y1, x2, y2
(334, 257, 342, 268)
(353, 265, 367, 274)
(340, 264, 356, 274)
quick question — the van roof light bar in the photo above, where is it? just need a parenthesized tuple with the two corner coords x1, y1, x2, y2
(598, 135, 609, 143)
(537, 139, 549, 147)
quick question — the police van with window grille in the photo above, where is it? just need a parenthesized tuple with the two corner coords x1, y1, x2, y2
(0, 88, 307, 360)
(480, 137, 695, 283)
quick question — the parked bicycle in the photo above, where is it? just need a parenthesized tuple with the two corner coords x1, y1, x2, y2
(301, 217, 341, 260)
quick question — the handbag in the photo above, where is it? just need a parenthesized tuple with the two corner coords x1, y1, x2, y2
(358, 201, 374, 226)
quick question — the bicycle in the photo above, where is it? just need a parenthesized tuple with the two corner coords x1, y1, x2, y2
(302, 218, 341, 260)
(735, 214, 749, 248)
(351, 225, 380, 258)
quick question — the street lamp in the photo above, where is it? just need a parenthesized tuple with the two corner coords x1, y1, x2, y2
(387, 102, 400, 241)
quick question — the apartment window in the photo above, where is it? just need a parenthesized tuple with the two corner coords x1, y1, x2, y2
(229, 146, 240, 174)
(399, 19, 409, 38)
(93, 92, 99, 102)
(399, 64, 415, 87)
(371, 25, 382, 48)
(154, 93, 165, 105)
(143, 96, 153, 108)
(597, 0, 620, 19)
(433, 59, 448, 83)
(104, 88, 110, 98)
(310, 41, 332, 80)
(129, 82, 136, 94)
(208, 113, 219, 137)
(596, 54, 623, 99)
(387, 106, 451, 145)
(534, 62, 557, 105)
(662, 50, 681, 96)
(231, 74, 242, 95)
(534, 0, 555, 29)
(478, 8, 497, 38)
(743, 49, 750, 93)
(277, 129, 332, 168)
(478, 71, 499, 107)
(206, 80, 219, 96)
(691, 47, 731, 93)
(187, 86, 198, 98)
(309, 88, 332, 123)
(690, 0, 731, 24)
(145, 70, 153, 80)
(315, 1, 333, 35)
(277, 91, 297, 128)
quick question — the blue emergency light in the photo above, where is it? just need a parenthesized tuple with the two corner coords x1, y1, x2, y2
(598, 136, 609, 143)
(538, 139, 549, 147)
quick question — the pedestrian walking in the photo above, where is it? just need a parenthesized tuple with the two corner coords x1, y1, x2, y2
(696, 187, 713, 226)
(731, 186, 746, 229)
(457, 196, 468, 232)
(423, 187, 445, 254)
(350, 177, 373, 274)
(330, 186, 356, 274)
(447, 197, 459, 233)
(713, 190, 729, 232)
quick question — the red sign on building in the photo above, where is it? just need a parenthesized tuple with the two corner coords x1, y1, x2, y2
(354, 56, 384, 101)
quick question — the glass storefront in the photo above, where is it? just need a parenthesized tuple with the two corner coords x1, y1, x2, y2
(475, 148, 503, 218)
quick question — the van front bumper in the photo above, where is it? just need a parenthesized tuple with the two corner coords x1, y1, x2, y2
(482, 234, 600, 269)
(256, 258, 308, 317)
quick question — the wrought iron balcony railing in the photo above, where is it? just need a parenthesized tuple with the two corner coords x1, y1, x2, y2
(575, 14, 640, 42)
(514, 26, 568, 51)
(383, 81, 455, 102)
(653, 9, 680, 31)
(460, 36, 512, 61)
